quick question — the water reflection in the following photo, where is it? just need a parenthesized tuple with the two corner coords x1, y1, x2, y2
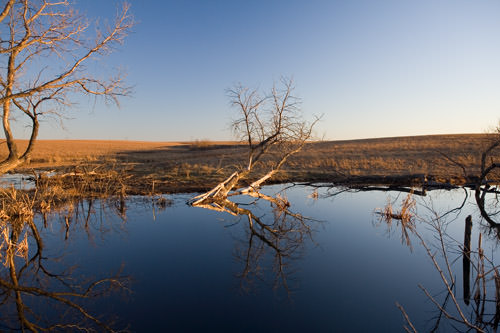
(377, 188, 500, 332)
(475, 184, 500, 238)
(193, 192, 316, 294)
(5, 183, 500, 331)
(0, 197, 130, 332)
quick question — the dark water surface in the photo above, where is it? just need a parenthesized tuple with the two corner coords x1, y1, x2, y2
(1, 185, 498, 332)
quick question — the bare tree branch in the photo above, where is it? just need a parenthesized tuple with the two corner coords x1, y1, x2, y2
(190, 77, 320, 207)
(0, 0, 133, 174)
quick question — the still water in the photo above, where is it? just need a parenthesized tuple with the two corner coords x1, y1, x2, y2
(1, 184, 498, 332)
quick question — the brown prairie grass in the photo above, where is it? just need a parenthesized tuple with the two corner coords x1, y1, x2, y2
(1, 133, 499, 193)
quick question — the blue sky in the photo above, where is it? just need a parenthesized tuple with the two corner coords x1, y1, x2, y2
(25, 0, 500, 141)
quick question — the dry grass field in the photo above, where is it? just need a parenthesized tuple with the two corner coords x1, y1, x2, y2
(1, 134, 499, 193)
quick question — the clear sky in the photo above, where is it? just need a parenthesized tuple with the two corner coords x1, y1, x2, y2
(23, 0, 500, 141)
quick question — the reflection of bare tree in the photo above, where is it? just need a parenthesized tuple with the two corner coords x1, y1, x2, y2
(0, 198, 129, 332)
(377, 190, 500, 332)
(195, 191, 315, 294)
(186, 78, 319, 294)
(474, 185, 500, 238)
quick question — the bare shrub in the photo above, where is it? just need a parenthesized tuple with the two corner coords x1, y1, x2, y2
(190, 139, 214, 150)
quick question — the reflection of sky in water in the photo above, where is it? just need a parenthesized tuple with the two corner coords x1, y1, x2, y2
(3, 185, 497, 331)
(0, 173, 35, 189)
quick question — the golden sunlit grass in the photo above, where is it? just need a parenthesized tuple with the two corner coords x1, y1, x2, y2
(3, 140, 185, 167)
(1, 133, 499, 194)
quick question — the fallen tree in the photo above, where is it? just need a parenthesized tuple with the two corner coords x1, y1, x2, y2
(188, 77, 319, 207)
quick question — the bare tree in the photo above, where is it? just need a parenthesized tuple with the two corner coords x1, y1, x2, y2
(0, 0, 132, 174)
(189, 77, 319, 207)
(188, 78, 319, 295)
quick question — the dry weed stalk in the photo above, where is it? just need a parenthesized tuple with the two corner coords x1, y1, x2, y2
(0, 187, 35, 267)
(308, 189, 319, 199)
(376, 193, 416, 250)
(32, 164, 129, 211)
(0, 164, 131, 268)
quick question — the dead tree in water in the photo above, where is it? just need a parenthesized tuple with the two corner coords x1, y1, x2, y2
(189, 78, 319, 207)
(188, 78, 318, 293)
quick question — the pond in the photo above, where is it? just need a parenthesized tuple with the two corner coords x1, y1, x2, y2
(0, 184, 498, 332)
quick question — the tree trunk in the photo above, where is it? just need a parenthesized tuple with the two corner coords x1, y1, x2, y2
(0, 107, 39, 175)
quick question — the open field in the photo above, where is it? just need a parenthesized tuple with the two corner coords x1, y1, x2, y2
(2, 134, 499, 194)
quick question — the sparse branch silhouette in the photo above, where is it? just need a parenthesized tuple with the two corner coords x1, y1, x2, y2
(194, 190, 315, 294)
(189, 77, 319, 207)
(0, 0, 132, 174)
